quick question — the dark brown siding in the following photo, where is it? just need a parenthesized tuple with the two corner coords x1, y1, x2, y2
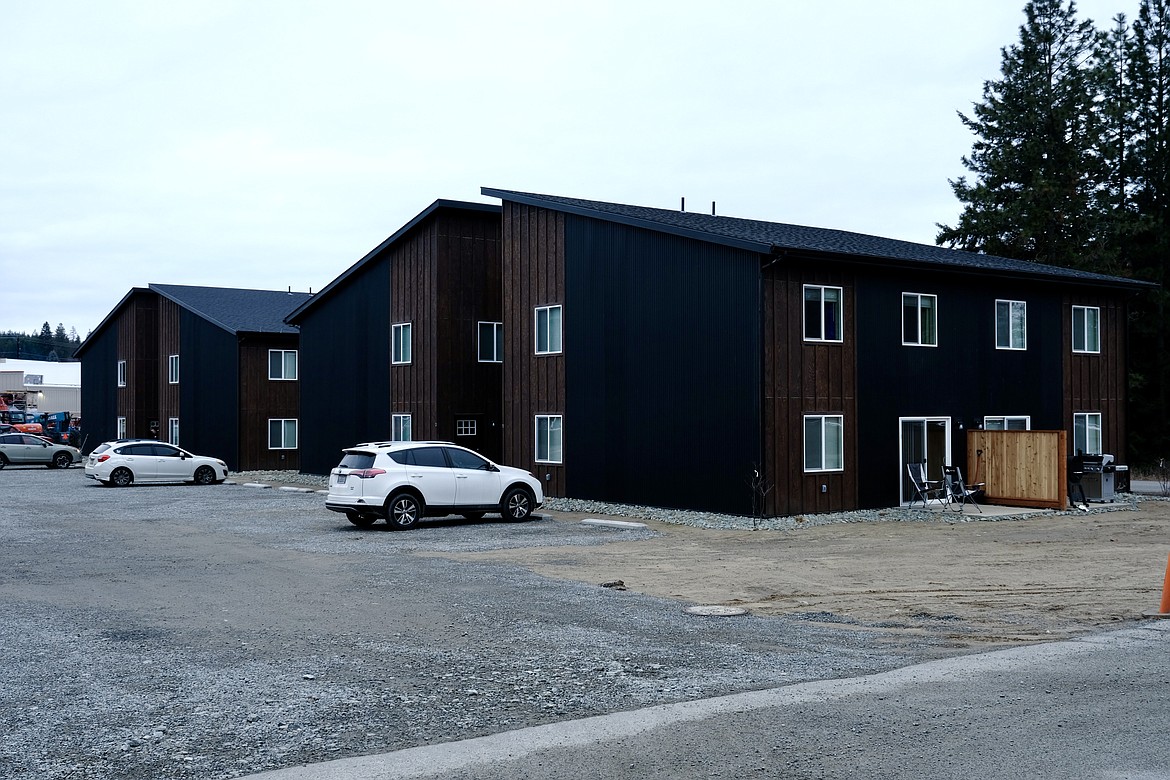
(158, 296, 180, 440)
(239, 334, 300, 470)
(763, 264, 858, 516)
(435, 210, 503, 459)
(390, 221, 439, 438)
(116, 291, 159, 439)
(1064, 295, 1128, 459)
(501, 202, 566, 497)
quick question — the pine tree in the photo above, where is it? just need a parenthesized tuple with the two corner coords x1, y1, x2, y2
(937, 0, 1107, 268)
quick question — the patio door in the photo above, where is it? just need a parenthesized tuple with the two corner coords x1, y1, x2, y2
(899, 417, 951, 504)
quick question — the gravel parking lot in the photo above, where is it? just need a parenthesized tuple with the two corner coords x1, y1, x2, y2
(0, 467, 954, 780)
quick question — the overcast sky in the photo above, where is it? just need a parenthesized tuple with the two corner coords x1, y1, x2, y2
(1, 0, 1130, 338)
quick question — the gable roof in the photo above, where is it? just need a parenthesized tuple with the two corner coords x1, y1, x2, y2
(285, 199, 501, 324)
(481, 188, 1154, 290)
(75, 284, 308, 359)
(150, 284, 309, 334)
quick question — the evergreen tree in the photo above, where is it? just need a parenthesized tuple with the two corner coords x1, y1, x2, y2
(937, 0, 1107, 268)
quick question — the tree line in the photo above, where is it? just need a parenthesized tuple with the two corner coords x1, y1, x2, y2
(0, 323, 83, 362)
(940, 0, 1170, 464)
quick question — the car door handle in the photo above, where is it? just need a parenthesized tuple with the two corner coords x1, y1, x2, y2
(456, 475, 468, 479)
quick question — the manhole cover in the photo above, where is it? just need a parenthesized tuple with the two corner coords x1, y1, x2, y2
(685, 605, 748, 617)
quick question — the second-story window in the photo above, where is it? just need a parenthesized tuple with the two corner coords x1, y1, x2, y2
(535, 305, 562, 355)
(117, 360, 127, 387)
(902, 293, 937, 347)
(804, 285, 842, 342)
(269, 349, 298, 380)
(478, 322, 503, 363)
(1072, 306, 1100, 354)
(168, 355, 179, 384)
(392, 323, 412, 365)
(996, 300, 1027, 350)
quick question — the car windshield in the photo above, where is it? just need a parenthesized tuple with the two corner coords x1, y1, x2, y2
(338, 452, 375, 470)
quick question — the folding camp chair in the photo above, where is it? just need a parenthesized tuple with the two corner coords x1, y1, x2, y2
(906, 462, 945, 508)
(942, 464, 984, 513)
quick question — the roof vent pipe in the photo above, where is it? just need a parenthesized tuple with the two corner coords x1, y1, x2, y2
(712, 201, 716, 216)
(680, 197, 685, 212)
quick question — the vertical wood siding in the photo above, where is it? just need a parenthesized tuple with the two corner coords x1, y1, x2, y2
(238, 334, 300, 470)
(501, 202, 566, 498)
(390, 221, 439, 440)
(434, 210, 503, 460)
(158, 296, 180, 438)
(762, 263, 858, 516)
(116, 291, 159, 439)
(1063, 295, 1128, 459)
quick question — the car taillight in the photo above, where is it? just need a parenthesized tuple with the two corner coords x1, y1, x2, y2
(350, 468, 386, 479)
(97, 454, 111, 462)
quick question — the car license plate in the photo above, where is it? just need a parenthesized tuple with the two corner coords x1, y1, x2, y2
(336, 474, 347, 485)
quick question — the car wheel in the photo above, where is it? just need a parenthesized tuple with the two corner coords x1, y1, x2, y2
(461, 511, 485, 521)
(52, 451, 73, 469)
(346, 511, 377, 528)
(386, 493, 423, 530)
(501, 487, 534, 521)
(193, 466, 216, 485)
(110, 467, 133, 487)
(0, 454, 7, 470)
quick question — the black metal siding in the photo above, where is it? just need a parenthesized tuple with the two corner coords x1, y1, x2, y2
(564, 214, 761, 514)
(297, 261, 392, 475)
(854, 271, 1065, 508)
(179, 309, 239, 469)
(78, 328, 119, 454)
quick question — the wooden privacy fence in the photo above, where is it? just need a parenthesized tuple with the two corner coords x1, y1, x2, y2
(966, 429, 1068, 509)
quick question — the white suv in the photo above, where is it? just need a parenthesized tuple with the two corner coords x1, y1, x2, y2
(325, 441, 544, 529)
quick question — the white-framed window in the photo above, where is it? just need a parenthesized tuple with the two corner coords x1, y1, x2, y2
(168, 417, 180, 445)
(392, 414, 412, 442)
(117, 361, 127, 387)
(1073, 412, 1102, 455)
(392, 323, 412, 365)
(269, 349, 298, 380)
(168, 354, 179, 384)
(902, 293, 937, 347)
(117, 417, 127, 438)
(456, 419, 476, 436)
(984, 416, 1031, 431)
(535, 414, 563, 463)
(804, 414, 844, 472)
(995, 299, 1027, 350)
(478, 321, 504, 363)
(804, 285, 843, 342)
(268, 418, 298, 449)
(1072, 306, 1101, 354)
(535, 305, 563, 355)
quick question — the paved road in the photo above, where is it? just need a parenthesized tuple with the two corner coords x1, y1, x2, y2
(245, 622, 1170, 780)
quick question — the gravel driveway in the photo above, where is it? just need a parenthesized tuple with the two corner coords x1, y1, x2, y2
(2, 468, 950, 780)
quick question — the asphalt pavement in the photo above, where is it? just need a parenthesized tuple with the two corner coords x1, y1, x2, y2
(243, 622, 1170, 780)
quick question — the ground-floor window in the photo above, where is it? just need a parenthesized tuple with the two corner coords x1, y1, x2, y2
(268, 419, 298, 449)
(393, 414, 412, 442)
(803, 414, 844, 472)
(456, 419, 476, 436)
(168, 417, 179, 445)
(1073, 412, 1102, 455)
(117, 417, 126, 439)
(535, 415, 563, 463)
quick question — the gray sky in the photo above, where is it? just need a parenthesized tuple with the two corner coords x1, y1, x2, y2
(1, 1, 1129, 338)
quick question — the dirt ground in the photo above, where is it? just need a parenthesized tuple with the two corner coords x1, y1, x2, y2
(442, 500, 1170, 650)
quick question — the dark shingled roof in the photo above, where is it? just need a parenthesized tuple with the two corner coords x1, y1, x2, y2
(481, 188, 1154, 290)
(150, 284, 310, 334)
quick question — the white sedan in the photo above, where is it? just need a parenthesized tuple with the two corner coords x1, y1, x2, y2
(84, 439, 229, 486)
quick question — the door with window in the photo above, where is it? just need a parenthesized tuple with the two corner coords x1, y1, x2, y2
(899, 418, 951, 504)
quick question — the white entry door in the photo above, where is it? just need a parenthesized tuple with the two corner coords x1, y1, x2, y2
(899, 417, 951, 504)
